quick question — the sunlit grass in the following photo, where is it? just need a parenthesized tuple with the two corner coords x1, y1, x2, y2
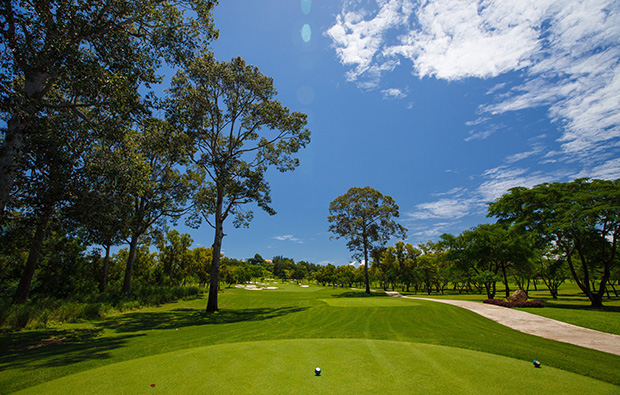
(1, 283, 619, 393)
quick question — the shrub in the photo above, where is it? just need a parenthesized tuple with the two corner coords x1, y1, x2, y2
(483, 299, 545, 308)
(0, 285, 204, 332)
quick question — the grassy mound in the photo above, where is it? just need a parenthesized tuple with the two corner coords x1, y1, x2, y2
(14, 339, 618, 395)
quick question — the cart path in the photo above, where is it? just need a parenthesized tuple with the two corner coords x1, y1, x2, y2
(385, 292, 620, 356)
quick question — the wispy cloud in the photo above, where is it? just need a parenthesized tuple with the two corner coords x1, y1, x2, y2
(381, 88, 407, 99)
(410, 221, 460, 241)
(327, 0, 620, 162)
(325, 0, 412, 86)
(407, 198, 476, 220)
(272, 234, 304, 244)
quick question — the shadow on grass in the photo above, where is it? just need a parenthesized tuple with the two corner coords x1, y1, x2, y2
(0, 328, 144, 370)
(0, 306, 308, 373)
(333, 291, 388, 298)
(99, 306, 309, 333)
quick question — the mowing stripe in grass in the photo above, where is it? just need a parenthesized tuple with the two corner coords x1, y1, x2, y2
(14, 339, 619, 395)
(2, 286, 620, 393)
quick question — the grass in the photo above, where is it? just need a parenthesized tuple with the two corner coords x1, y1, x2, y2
(400, 281, 620, 335)
(1, 282, 619, 394)
(14, 340, 619, 395)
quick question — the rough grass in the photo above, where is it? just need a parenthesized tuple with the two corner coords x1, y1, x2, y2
(1, 282, 619, 394)
(0, 286, 203, 332)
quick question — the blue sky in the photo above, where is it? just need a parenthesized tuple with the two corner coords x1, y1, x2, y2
(176, 0, 620, 266)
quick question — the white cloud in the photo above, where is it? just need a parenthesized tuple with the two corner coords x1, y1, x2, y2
(272, 234, 304, 244)
(477, 166, 558, 202)
(410, 221, 459, 240)
(575, 158, 620, 180)
(325, 0, 412, 84)
(464, 128, 495, 142)
(431, 186, 466, 197)
(407, 198, 475, 220)
(327, 0, 620, 160)
(381, 87, 406, 99)
(504, 142, 545, 164)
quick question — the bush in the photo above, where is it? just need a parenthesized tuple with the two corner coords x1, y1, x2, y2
(483, 299, 545, 308)
(0, 285, 204, 332)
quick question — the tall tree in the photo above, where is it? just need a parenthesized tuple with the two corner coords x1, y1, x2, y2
(328, 186, 407, 294)
(10, 106, 91, 303)
(70, 138, 138, 293)
(488, 178, 620, 307)
(0, 0, 218, 214)
(442, 224, 532, 299)
(166, 54, 310, 312)
(120, 120, 198, 294)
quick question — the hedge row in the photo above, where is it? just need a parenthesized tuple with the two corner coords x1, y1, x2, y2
(483, 299, 545, 308)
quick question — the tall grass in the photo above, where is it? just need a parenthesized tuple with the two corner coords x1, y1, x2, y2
(0, 286, 203, 332)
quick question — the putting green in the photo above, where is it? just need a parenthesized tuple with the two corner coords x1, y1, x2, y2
(15, 339, 619, 395)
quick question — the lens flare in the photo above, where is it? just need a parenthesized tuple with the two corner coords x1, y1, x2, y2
(301, 0, 311, 15)
(301, 24, 311, 43)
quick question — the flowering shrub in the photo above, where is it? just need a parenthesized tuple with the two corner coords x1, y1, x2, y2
(483, 299, 545, 308)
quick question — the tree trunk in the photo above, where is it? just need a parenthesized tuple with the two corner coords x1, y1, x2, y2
(13, 212, 51, 304)
(363, 242, 370, 294)
(99, 244, 111, 293)
(123, 233, 140, 294)
(207, 189, 225, 312)
(501, 264, 510, 298)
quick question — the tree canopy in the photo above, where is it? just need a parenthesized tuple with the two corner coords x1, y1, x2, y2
(166, 54, 310, 312)
(328, 186, 406, 294)
(488, 178, 620, 307)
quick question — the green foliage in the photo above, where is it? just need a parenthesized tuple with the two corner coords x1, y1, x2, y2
(0, 286, 203, 332)
(167, 54, 310, 312)
(0, 0, 218, 214)
(328, 186, 407, 294)
(488, 178, 620, 307)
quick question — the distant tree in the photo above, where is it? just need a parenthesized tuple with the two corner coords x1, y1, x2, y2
(328, 186, 407, 294)
(291, 263, 307, 284)
(534, 247, 568, 299)
(167, 54, 310, 312)
(248, 253, 265, 266)
(157, 229, 194, 286)
(488, 178, 620, 307)
(189, 246, 213, 287)
(443, 224, 532, 299)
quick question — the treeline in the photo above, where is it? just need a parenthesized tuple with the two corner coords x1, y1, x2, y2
(369, 179, 620, 308)
(0, 222, 322, 301)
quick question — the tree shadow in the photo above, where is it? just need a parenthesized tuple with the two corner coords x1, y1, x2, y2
(0, 328, 144, 370)
(333, 291, 388, 298)
(98, 306, 309, 333)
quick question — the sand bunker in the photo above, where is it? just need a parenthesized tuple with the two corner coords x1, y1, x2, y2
(235, 284, 278, 291)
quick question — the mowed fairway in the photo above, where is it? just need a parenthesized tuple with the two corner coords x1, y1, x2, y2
(15, 340, 619, 395)
(2, 283, 620, 394)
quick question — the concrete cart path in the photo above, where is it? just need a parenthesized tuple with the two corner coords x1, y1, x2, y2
(385, 292, 620, 356)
